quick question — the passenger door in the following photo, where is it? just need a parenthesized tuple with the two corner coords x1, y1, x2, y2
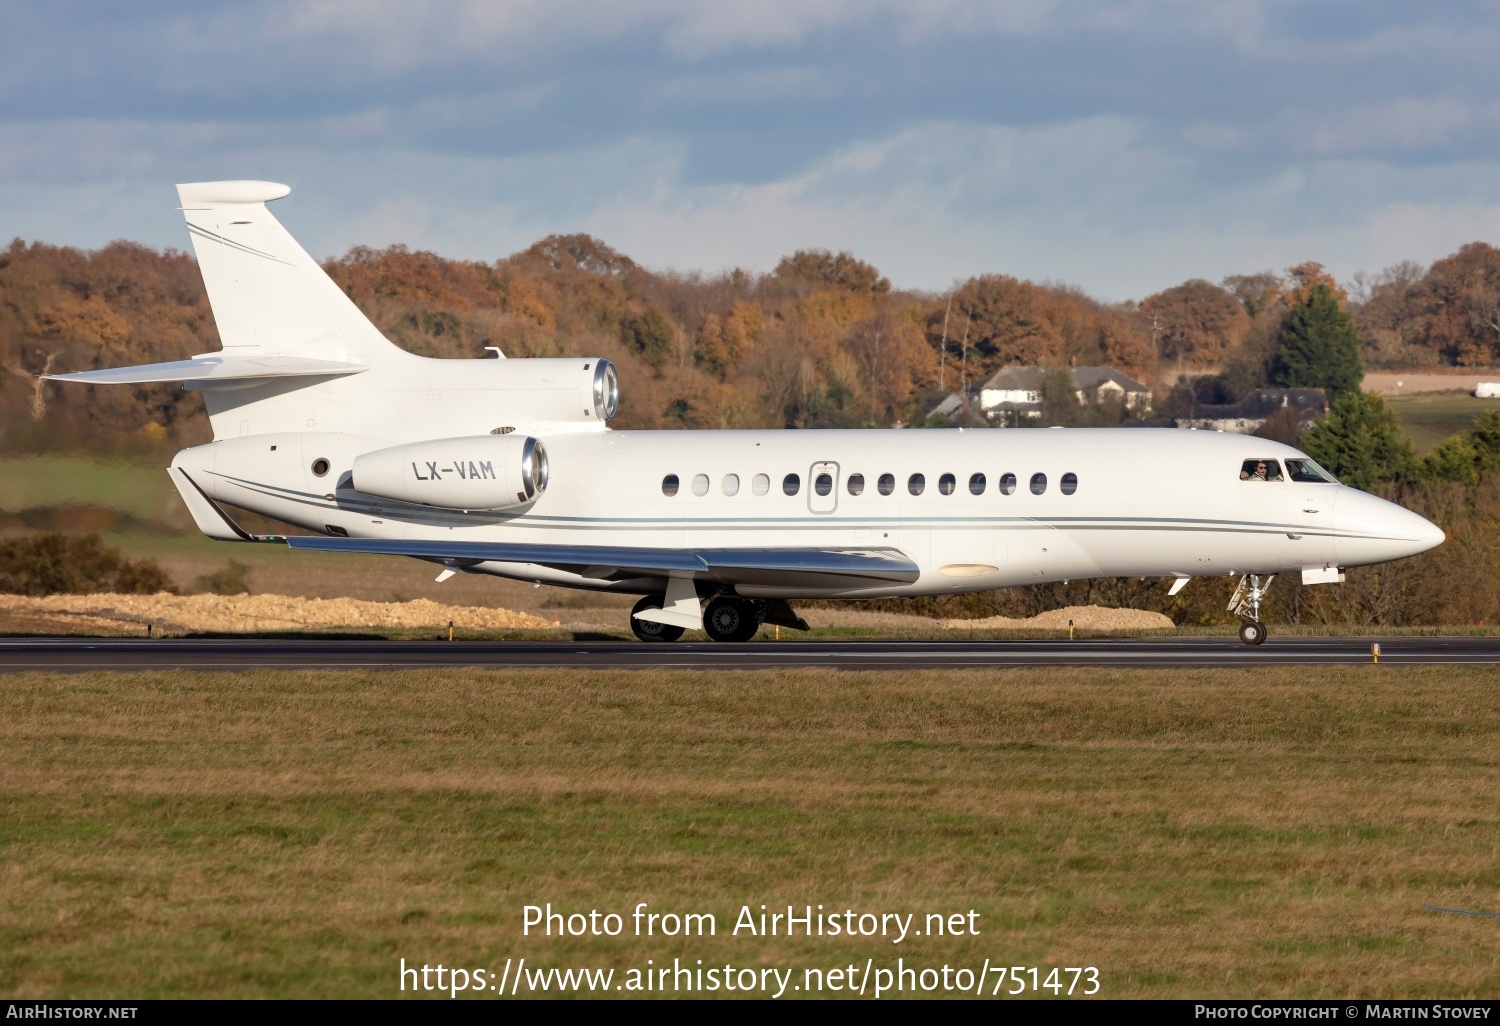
(808, 461, 839, 514)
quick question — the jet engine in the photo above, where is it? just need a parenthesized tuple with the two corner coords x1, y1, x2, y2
(458, 357, 619, 427)
(352, 434, 548, 510)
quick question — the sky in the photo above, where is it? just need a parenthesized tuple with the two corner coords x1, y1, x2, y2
(3, 1, 1500, 300)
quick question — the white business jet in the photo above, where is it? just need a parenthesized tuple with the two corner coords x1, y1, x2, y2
(48, 181, 1444, 645)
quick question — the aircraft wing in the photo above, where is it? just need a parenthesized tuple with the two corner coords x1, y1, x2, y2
(45, 354, 368, 386)
(283, 536, 921, 587)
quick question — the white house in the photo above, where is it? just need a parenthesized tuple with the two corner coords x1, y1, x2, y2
(976, 365, 1151, 416)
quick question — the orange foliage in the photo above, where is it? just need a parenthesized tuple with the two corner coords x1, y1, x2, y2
(17, 227, 1500, 450)
(1139, 279, 1250, 366)
(1285, 261, 1347, 308)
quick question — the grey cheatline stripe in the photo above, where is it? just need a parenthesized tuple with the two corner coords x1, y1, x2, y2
(210, 472, 1400, 541)
(185, 223, 295, 265)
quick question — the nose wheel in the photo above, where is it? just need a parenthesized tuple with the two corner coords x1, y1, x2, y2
(1229, 574, 1274, 646)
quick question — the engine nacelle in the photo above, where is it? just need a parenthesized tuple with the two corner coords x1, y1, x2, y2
(435, 357, 619, 428)
(352, 435, 548, 510)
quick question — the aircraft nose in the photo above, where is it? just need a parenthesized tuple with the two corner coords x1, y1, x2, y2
(1333, 488, 1445, 567)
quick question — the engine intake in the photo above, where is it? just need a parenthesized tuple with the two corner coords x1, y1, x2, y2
(352, 435, 548, 510)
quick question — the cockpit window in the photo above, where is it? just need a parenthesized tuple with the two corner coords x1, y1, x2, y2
(1239, 458, 1284, 482)
(1285, 458, 1338, 484)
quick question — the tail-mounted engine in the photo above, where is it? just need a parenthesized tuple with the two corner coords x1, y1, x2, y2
(469, 358, 619, 428)
(353, 434, 548, 510)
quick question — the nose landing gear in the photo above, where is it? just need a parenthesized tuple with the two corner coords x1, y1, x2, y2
(1229, 574, 1274, 646)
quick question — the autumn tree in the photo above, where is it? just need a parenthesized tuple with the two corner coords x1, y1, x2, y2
(1410, 243, 1500, 366)
(621, 308, 675, 368)
(774, 250, 890, 294)
(1220, 272, 1281, 319)
(1282, 261, 1347, 308)
(1139, 279, 1249, 365)
(1352, 261, 1428, 367)
(943, 276, 1063, 375)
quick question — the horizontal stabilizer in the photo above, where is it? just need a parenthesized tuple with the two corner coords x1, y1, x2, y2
(47, 354, 368, 386)
(285, 537, 921, 586)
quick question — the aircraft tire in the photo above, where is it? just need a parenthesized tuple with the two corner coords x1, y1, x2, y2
(631, 595, 685, 643)
(703, 596, 760, 643)
(1238, 620, 1267, 646)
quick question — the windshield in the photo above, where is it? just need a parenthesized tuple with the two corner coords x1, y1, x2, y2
(1285, 457, 1339, 484)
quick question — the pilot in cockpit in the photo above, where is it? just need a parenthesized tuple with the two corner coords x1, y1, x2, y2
(1240, 459, 1284, 482)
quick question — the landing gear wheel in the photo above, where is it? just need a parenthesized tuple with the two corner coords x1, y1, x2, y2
(631, 595, 684, 643)
(1238, 620, 1267, 646)
(703, 596, 760, 643)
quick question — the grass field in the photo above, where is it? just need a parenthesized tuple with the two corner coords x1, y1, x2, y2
(0, 455, 180, 522)
(1384, 390, 1500, 454)
(0, 455, 632, 616)
(2, 666, 1498, 999)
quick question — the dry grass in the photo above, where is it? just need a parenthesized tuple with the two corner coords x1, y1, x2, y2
(0, 592, 551, 634)
(2, 666, 1499, 999)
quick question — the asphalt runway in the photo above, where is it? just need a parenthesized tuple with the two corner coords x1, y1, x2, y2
(1, 635, 1497, 671)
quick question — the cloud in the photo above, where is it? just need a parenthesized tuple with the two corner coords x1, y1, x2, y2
(1305, 98, 1473, 156)
(6, 2, 1500, 303)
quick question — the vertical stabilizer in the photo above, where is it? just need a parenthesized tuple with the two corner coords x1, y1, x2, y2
(176, 180, 400, 364)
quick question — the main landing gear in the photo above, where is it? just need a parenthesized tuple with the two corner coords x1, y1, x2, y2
(630, 592, 808, 643)
(629, 595, 685, 643)
(1229, 574, 1274, 646)
(703, 596, 761, 643)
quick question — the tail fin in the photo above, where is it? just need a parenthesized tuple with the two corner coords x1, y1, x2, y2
(177, 180, 400, 364)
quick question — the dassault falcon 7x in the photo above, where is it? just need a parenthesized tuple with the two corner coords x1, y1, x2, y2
(49, 181, 1445, 645)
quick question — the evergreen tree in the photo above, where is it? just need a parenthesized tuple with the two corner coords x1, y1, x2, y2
(1416, 409, 1500, 485)
(1038, 368, 1081, 426)
(1299, 391, 1413, 490)
(1269, 283, 1364, 397)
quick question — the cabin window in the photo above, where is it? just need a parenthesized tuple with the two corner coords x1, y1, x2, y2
(814, 472, 834, 496)
(848, 473, 866, 496)
(722, 473, 740, 496)
(662, 474, 680, 497)
(1061, 472, 1078, 495)
(999, 473, 1017, 495)
(311, 458, 330, 477)
(783, 473, 801, 496)
(1030, 472, 1047, 495)
(692, 474, 710, 496)
(1285, 458, 1337, 483)
(1239, 459, 1284, 482)
(878, 473, 895, 495)
(938, 473, 956, 495)
(969, 473, 986, 495)
(751, 473, 770, 496)
(908, 473, 926, 496)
